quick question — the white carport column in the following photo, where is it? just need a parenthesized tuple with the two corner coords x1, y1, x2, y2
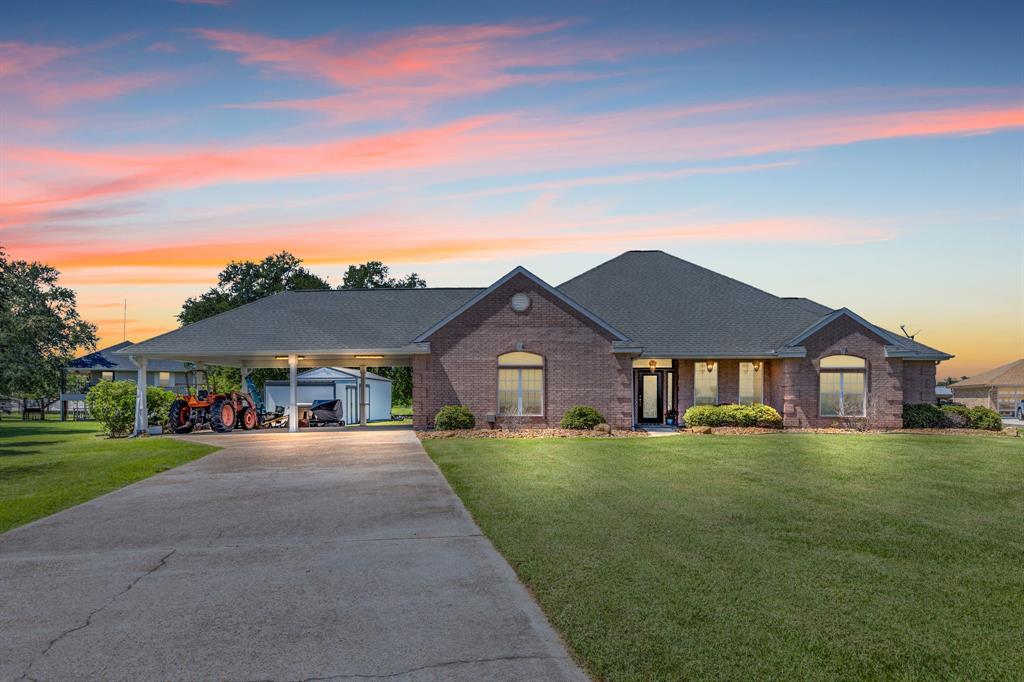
(359, 365, 367, 426)
(288, 354, 299, 433)
(131, 355, 148, 436)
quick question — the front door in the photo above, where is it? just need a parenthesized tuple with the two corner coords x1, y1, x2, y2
(637, 371, 663, 424)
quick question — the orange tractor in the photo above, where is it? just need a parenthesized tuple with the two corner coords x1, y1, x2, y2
(167, 369, 259, 434)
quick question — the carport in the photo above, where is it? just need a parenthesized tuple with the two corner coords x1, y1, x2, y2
(115, 287, 482, 434)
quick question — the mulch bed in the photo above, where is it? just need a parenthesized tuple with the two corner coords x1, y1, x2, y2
(679, 427, 1018, 437)
(417, 428, 647, 440)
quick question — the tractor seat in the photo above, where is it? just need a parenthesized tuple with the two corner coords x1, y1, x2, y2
(197, 390, 209, 400)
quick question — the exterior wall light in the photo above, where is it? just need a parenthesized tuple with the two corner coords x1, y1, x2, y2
(706, 360, 715, 373)
(752, 360, 761, 372)
(648, 359, 657, 372)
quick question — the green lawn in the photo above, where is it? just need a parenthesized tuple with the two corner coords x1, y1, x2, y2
(0, 420, 218, 533)
(424, 434, 1024, 680)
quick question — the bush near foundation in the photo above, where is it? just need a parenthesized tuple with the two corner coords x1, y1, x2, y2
(86, 381, 177, 436)
(902, 403, 946, 429)
(433, 405, 475, 430)
(902, 403, 1003, 431)
(683, 404, 783, 429)
(560, 405, 606, 430)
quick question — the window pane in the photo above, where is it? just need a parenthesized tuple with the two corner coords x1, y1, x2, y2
(521, 369, 543, 415)
(642, 374, 659, 419)
(819, 372, 841, 416)
(694, 362, 718, 405)
(820, 355, 866, 369)
(498, 369, 518, 414)
(841, 372, 865, 416)
(498, 352, 543, 367)
(739, 362, 764, 405)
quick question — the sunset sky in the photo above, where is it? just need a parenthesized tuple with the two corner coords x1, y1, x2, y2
(2, 1, 1021, 377)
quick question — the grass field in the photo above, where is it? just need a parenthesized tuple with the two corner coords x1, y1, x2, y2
(424, 433, 1024, 680)
(0, 420, 218, 533)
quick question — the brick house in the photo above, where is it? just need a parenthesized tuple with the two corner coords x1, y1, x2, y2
(950, 359, 1024, 415)
(120, 251, 951, 433)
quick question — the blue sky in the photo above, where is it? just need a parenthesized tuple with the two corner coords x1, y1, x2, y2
(1, 0, 1021, 375)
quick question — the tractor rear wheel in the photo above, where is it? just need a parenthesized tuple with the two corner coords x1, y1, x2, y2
(240, 407, 258, 430)
(210, 398, 236, 433)
(168, 399, 194, 434)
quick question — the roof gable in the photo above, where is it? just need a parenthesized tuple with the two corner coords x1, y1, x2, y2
(298, 366, 390, 382)
(955, 358, 1024, 387)
(413, 266, 630, 342)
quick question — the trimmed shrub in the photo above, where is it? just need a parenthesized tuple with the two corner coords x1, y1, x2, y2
(902, 403, 945, 429)
(86, 381, 136, 436)
(940, 406, 970, 428)
(86, 382, 178, 436)
(146, 386, 176, 427)
(434, 405, 475, 430)
(967, 406, 1003, 431)
(683, 403, 782, 429)
(560, 405, 606, 430)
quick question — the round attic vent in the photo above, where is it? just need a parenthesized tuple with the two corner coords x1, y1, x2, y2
(510, 292, 531, 312)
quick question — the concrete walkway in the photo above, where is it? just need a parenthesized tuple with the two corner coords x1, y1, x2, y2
(0, 428, 585, 681)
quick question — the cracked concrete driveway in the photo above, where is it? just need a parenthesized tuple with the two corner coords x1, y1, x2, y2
(0, 428, 585, 681)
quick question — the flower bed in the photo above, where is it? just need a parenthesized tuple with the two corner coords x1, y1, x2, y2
(680, 426, 1018, 437)
(418, 428, 646, 439)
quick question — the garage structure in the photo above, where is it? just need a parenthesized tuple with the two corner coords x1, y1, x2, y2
(264, 367, 393, 423)
(117, 287, 481, 434)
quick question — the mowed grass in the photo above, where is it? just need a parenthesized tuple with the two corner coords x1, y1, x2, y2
(0, 420, 218, 533)
(424, 434, 1024, 680)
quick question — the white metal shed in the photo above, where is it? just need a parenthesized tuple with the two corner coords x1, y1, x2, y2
(264, 367, 393, 423)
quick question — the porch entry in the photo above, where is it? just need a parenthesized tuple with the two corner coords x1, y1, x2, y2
(634, 359, 674, 424)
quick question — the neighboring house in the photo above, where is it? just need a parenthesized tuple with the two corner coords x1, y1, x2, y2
(119, 250, 952, 432)
(935, 385, 954, 402)
(60, 341, 189, 419)
(950, 358, 1024, 415)
(264, 367, 392, 423)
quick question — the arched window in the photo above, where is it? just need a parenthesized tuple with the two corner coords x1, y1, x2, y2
(498, 352, 543, 416)
(819, 355, 866, 417)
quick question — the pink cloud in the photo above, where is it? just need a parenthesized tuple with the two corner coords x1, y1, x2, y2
(0, 39, 173, 109)
(195, 22, 692, 121)
(0, 41, 75, 77)
(2, 98, 1021, 229)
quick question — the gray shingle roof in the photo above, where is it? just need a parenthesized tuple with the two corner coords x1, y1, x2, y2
(124, 288, 482, 355)
(67, 341, 188, 371)
(557, 251, 833, 356)
(120, 251, 950, 360)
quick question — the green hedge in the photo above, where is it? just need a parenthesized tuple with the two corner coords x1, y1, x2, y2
(85, 381, 177, 437)
(902, 403, 1002, 431)
(560, 405, 606, 430)
(434, 405, 475, 430)
(902, 403, 945, 428)
(683, 404, 783, 429)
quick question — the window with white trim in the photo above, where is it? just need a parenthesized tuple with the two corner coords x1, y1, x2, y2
(819, 355, 866, 416)
(158, 371, 172, 387)
(498, 352, 543, 416)
(694, 361, 718, 405)
(739, 361, 764, 404)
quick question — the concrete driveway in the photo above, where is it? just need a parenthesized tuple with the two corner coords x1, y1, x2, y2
(0, 428, 585, 681)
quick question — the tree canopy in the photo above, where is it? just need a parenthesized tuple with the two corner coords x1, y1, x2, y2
(340, 261, 426, 289)
(0, 247, 98, 406)
(178, 252, 330, 326)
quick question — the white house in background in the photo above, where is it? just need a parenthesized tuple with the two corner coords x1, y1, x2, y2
(264, 367, 393, 423)
(60, 341, 189, 420)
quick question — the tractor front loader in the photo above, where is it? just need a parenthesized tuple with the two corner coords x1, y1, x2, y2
(167, 369, 260, 434)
